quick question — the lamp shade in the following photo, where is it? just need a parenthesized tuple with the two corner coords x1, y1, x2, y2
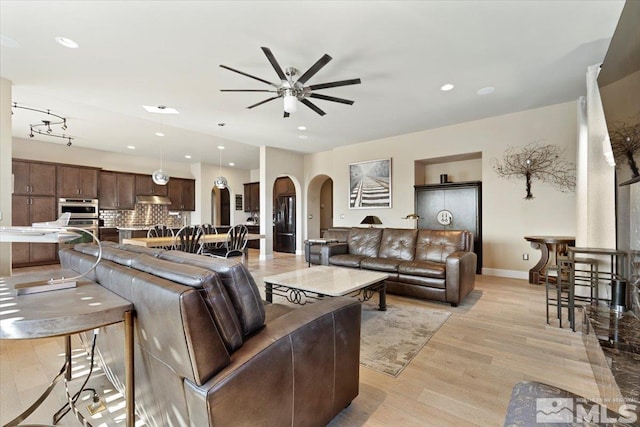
(360, 215, 382, 225)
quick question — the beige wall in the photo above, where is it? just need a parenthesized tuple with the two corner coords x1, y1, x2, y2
(192, 162, 250, 226)
(305, 101, 579, 276)
(0, 78, 12, 275)
(260, 146, 305, 259)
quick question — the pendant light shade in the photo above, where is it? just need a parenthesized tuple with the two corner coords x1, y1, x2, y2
(152, 169, 170, 185)
(215, 146, 227, 189)
(214, 176, 228, 189)
(151, 106, 170, 185)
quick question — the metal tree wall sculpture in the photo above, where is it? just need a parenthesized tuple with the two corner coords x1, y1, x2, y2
(608, 117, 640, 178)
(492, 143, 576, 200)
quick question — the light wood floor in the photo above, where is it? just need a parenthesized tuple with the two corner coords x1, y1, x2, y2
(1, 250, 601, 426)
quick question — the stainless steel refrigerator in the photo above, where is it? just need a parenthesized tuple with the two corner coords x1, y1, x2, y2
(274, 195, 295, 253)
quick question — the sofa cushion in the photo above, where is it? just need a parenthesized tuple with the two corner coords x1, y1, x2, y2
(347, 228, 383, 257)
(322, 228, 350, 242)
(158, 250, 266, 337)
(329, 254, 367, 268)
(398, 260, 446, 279)
(360, 257, 401, 272)
(378, 228, 418, 261)
(202, 276, 244, 351)
(415, 230, 468, 263)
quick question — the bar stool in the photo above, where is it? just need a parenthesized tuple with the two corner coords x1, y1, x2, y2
(559, 256, 600, 305)
(545, 264, 575, 331)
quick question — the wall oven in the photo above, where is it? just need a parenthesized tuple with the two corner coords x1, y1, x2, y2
(58, 198, 99, 238)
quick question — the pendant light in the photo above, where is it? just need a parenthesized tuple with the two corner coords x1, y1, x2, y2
(152, 106, 170, 185)
(214, 145, 228, 189)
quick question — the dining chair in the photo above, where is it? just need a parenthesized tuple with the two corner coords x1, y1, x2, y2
(174, 225, 204, 254)
(199, 224, 223, 255)
(205, 224, 248, 261)
(147, 224, 175, 250)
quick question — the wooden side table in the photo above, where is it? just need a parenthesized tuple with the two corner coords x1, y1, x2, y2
(0, 270, 135, 427)
(524, 236, 576, 284)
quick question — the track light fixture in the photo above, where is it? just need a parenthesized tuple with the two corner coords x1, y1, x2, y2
(13, 102, 74, 146)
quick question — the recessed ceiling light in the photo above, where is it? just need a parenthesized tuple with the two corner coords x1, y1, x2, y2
(142, 105, 180, 114)
(55, 37, 79, 49)
(440, 83, 455, 91)
(155, 132, 165, 137)
(477, 86, 495, 96)
(228, 162, 235, 166)
(217, 145, 225, 150)
(185, 155, 192, 159)
(298, 135, 308, 140)
(127, 145, 135, 150)
(0, 35, 20, 48)
(297, 126, 307, 131)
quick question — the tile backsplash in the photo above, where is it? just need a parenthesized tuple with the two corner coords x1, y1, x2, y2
(100, 204, 186, 228)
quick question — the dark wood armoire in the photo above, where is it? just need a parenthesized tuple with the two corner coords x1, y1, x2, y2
(415, 181, 482, 274)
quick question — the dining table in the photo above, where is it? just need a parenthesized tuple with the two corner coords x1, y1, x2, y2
(122, 233, 265, 261)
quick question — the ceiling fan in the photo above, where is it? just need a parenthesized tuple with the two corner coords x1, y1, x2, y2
(220, 47, 361, 117)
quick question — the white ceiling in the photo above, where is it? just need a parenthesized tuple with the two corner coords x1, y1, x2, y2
(0, 1, 625, 170)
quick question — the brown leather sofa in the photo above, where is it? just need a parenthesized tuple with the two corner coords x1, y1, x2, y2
(320, 227, 477, 306)
(59, 242, 361, 427)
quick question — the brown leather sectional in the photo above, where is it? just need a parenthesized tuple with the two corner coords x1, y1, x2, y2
(59, 242, 361, 426)
(320, 227, 477, 306)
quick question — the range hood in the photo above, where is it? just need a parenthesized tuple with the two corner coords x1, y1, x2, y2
(136, 195, 172, 205)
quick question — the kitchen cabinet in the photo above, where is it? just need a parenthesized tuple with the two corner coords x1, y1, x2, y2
(135, 174, 168, 196)
(246, 225, 260, 249)
(99, 171, 136, 210)
(12, 160, 56, 196)
(415, 181, 482, 274)
(99, 227, 120, 243)
(243, 182, 260, 212)
(11, 195, 58, 267)
(168, 178, 195, 211)
(57, 165, 99, 198)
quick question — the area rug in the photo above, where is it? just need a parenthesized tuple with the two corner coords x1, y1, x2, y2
(360, 300, 451, 377)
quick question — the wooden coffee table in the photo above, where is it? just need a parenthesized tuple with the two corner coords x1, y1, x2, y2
(264, 265, 388, 310)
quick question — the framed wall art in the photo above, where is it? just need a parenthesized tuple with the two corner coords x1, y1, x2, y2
(349, 158, 392, 209)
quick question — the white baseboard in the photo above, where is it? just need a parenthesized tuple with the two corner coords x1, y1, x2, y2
(481, 268, 528, 280)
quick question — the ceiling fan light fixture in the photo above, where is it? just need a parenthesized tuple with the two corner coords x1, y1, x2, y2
(283, 92, 297, 114)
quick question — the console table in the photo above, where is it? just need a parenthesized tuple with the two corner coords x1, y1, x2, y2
(0, 270, 135, 427)
(524, 235, 576, 284)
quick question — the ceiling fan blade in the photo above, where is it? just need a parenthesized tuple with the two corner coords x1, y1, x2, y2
(300, 99, 326, 116)
(220, 89, 277, 92)
(284, 112, 290, 118)
(247, 96, 280, 109)
(219, 64, 278, 88)
(297, 54, 332, 84)
(308, 78, 361, 91)
(309, 93, 354, 105)
(261, 47, 287, 81)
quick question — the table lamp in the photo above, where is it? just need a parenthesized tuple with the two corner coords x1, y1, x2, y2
(0, 213, 102, 294)
(360, 216, 382, 227)
(403, 213, 420, 229)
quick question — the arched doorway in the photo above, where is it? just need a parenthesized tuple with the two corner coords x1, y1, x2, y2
(211, 187, 230, 226)
(307, 175, 334, 239)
